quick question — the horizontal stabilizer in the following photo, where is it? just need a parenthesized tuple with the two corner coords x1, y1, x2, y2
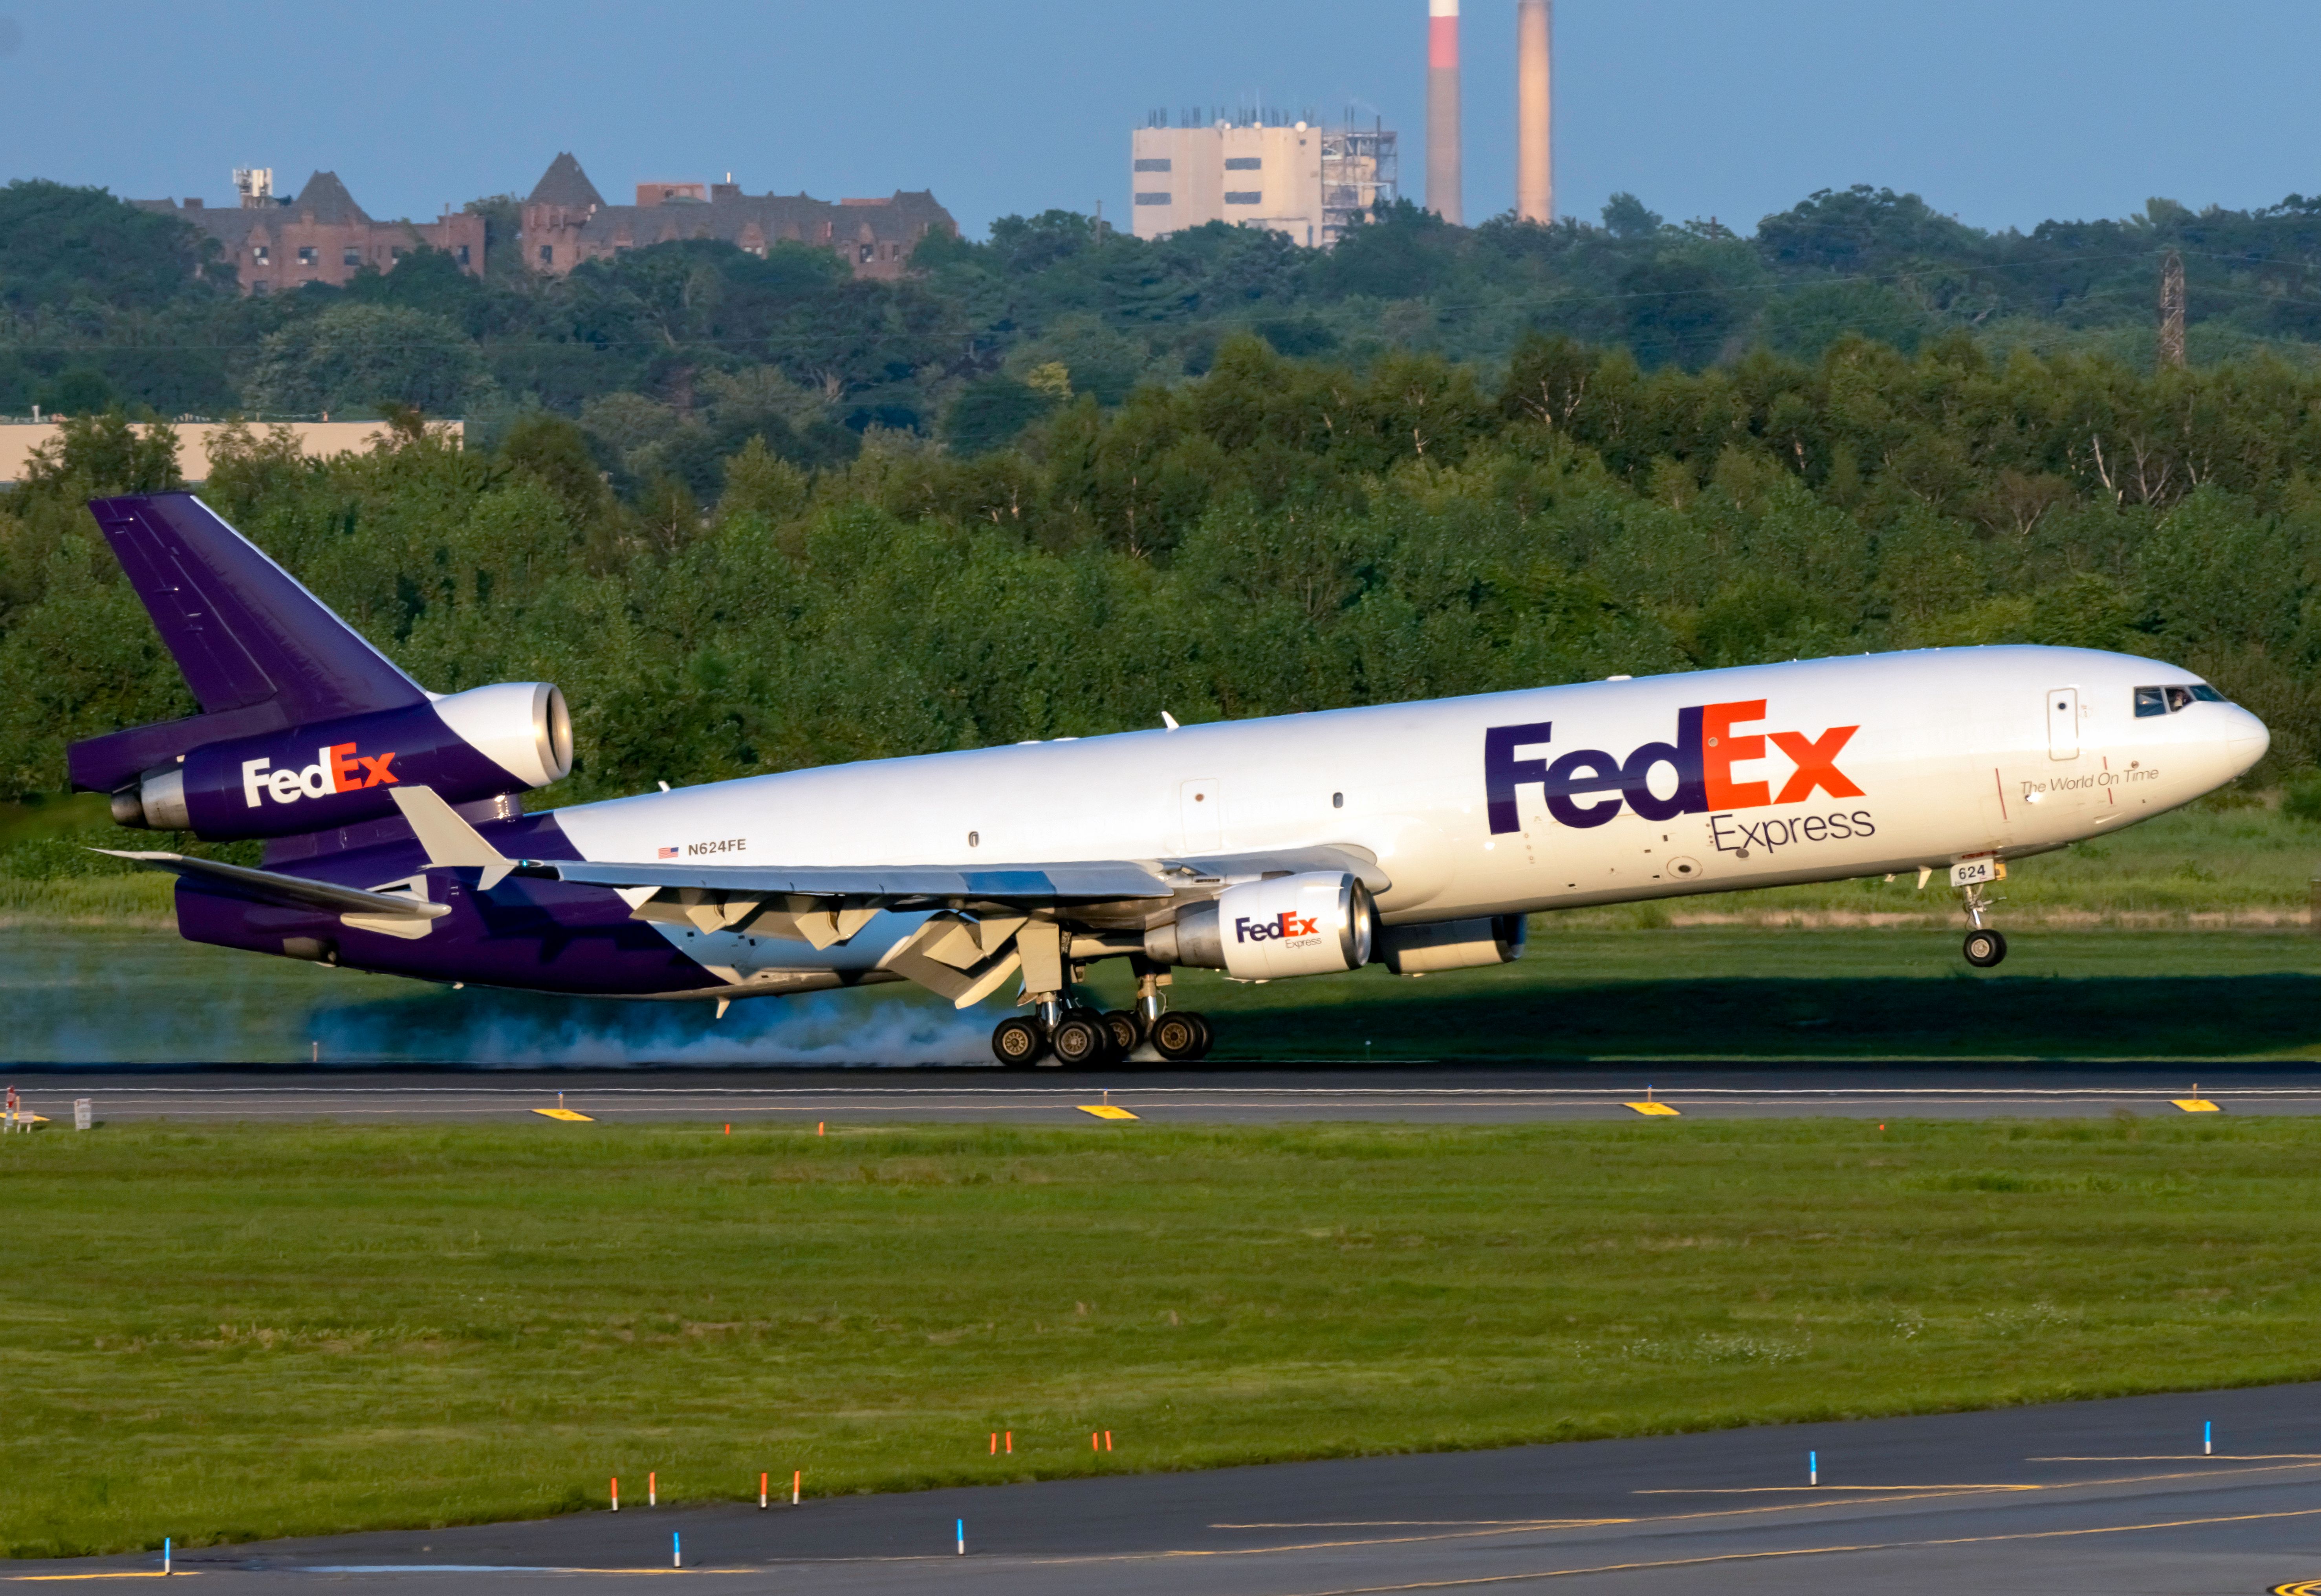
(95, 850, 450, 921)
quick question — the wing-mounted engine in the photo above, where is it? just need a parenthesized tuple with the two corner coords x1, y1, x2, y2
(110, 682, 572, 839)
(1145, 870, 1376, 979)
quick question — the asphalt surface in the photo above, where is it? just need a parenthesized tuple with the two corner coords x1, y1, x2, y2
(14, 1383, 2321, 1592)
(5, 1065, 2321, 1125)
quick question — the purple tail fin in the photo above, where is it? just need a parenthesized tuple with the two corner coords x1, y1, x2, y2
(69, 494, 427, 793)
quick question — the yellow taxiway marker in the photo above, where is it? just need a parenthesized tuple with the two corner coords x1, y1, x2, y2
(2172, 1099, 2222, 1113)
(1079, 1105, 1139, 1121)
(533, 1107, 595, 1122)
(1625, 1101, 1681, 1117)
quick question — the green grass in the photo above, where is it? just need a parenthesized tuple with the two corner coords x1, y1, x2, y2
(6, 1118, 2321, 1556)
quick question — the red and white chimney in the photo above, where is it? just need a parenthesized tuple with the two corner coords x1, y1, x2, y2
(1425, 0, 1463, 225)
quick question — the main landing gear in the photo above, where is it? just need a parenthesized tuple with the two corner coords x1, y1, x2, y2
(990, 970, 1215, 1067)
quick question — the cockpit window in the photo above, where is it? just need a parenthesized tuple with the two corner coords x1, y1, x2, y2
(2135, 684, 2224, 716)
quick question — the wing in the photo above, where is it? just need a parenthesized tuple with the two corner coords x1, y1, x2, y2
(387, 786, 1388, 1007)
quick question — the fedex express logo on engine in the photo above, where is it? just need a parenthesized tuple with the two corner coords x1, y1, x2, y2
(1238, 910, 1321, 944)
(240, 744, 399, 808)
(1484, 700, 1860, 833)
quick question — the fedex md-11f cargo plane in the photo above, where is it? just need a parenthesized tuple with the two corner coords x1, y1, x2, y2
(77, 495, 2270, 1066)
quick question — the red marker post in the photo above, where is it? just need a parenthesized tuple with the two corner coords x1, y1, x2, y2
(760, 1471, 768, 1509)
(611, 1477, 619, 1512)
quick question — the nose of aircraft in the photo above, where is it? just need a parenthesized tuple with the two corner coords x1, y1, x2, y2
(2223, 702, 2271, 778)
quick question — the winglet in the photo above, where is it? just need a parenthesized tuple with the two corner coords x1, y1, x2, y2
(391, 786, 516, 890)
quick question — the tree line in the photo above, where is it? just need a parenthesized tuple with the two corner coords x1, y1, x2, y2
(10, 176, 2321, 469)
(3, 332, 2318, 806)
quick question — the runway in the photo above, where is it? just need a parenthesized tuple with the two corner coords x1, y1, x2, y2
(6, 1065, 2321, 1124)
(13, 1382, 2321, 1592)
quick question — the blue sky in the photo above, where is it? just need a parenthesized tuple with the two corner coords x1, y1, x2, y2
(1, 0, 2314, 239)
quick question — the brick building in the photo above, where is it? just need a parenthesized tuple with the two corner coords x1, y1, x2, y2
(136, 171, 486, 296)
(519, 153, 955, 282)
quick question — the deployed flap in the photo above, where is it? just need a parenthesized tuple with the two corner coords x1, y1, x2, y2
(390, 785, 516, 890)
(878, 917, 1024, 1009)
(525, 858, 1171, 905)
(96, 849, 451, 921)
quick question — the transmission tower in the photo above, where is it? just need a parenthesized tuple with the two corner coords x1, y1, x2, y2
(2158, 250, 2187, 370)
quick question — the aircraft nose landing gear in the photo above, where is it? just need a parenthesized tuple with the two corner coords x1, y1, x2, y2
(1954, 865, 2009, 968)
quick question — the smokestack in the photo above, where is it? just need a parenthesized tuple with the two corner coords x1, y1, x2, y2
(1425, 0, 1462, 225)
(1516, 0, 1552, 223)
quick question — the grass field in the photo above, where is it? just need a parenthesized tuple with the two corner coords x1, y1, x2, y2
(6, 1117, 2321, 1558)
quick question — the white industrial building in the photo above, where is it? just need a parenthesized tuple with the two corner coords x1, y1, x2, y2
(1130, 116, 1396, 250)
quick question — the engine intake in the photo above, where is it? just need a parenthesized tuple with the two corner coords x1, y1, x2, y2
(1146, 871, 1376, 980)
(111, 682, 572, 839)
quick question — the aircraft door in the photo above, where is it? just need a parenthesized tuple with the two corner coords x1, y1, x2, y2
(1179, 778, 1222, 852)
(2046, 687, 2080, 760)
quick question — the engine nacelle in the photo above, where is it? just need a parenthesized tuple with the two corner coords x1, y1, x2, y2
(1374, 914, 1528, 975)
(111, 682, 572, 840)
(1146, 871, 1376, 980)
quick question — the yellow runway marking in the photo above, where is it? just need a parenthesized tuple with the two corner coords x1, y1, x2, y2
(8, 1574, 202, 1581)
(1625, 1101, 1680, 1116)
(2173, 1098, 2222, 1112)
(1078, 1105, 1139, 1120)
(532, 1108, 594, 1121)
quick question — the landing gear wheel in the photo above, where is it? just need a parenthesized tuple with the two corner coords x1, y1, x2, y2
(1101, 1010, 1145, 1057)
(991, 1015, 1048, 1068)
(1150, 1011, 1205, 1062)
(1187, 1013, 1214, 1058)
(1963, 928, 2008, 968)
(1048, 1014, 1111, 1068)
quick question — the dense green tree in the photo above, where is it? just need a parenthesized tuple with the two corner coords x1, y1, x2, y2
(0, 181, 226, 311)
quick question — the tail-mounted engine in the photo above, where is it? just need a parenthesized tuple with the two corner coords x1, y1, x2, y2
(1146, 870, 1377, 980)
(111, 682, 572, 839)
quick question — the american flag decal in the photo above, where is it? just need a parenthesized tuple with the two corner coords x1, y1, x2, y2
(658, 845, 680, 859)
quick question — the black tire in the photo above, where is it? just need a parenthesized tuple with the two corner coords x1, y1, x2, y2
(1150, 1011, 1205, 1062)
(1963, 928, 2008, 968)
(1187, 1013, 1215, 1060)
(1101, 1010, 1144, 1056)
(1048, 1015, 1110, 1068)
(991, 1015, 1047, 1068)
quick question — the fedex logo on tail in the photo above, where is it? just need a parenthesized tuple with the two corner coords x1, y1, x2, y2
(241, 744, 399, 808)
(1237, 910, 1321, 944)
(1484, 700, 1860, 834)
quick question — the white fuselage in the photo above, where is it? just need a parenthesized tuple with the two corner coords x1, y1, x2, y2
(547, 646, 2268, 977)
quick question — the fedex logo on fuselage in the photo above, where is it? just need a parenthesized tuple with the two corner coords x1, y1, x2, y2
(241, 744, 399, 808)
(1484, 700, 1860, 833)
(1237, 910, 1321, 944)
